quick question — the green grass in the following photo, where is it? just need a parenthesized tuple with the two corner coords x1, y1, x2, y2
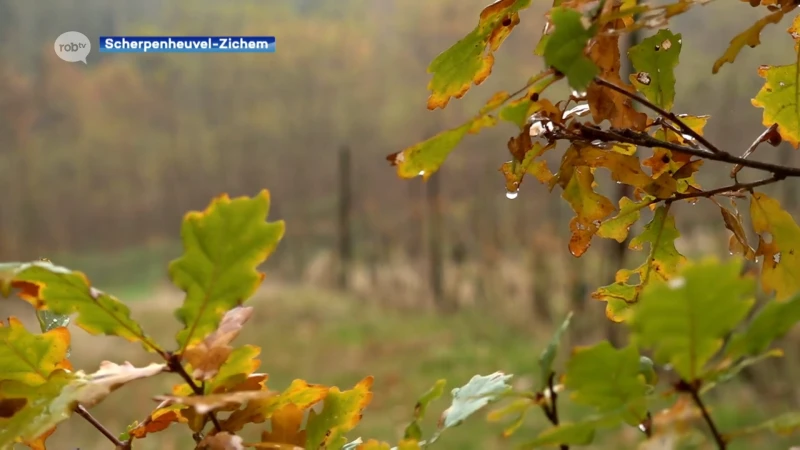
(27, 282, 795, 450)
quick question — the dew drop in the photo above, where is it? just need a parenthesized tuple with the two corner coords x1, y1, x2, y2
(773, 252, 781, 264)
(506, 190, 519, 200)
(418, 170, 425, 176)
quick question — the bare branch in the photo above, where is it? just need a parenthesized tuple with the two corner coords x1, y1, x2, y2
(74, 405, 127, 449)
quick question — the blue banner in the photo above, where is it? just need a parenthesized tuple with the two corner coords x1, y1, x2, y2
(98, 36, 276, 53)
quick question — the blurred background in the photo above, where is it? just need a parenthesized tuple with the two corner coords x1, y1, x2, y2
(1, 1, 800, 449)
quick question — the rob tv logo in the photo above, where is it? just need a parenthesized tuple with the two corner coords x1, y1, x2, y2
(54, 31, 91, 64)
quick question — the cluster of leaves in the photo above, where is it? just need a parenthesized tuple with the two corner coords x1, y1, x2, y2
(384, 0, 800, 448)
(0, 191, 534, 450)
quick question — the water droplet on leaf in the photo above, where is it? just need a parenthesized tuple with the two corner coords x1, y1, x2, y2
(506, 190, 519, 200)
(418, 170, 425, 176)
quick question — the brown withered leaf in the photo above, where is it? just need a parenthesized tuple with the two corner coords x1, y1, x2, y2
(586, 16, 648, 131)
(196, 432, 245, 450)
(183, 306, 254, 381)
(156, 390, 276, 415)
(720, 203, 756, 260)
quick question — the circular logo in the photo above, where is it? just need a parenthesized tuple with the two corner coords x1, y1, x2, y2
(54, 31, 91, 64)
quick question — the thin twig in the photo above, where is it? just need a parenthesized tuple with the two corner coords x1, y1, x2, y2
(594, 77, 724, 154)
(166, 353, 223, 432)
(679, 380, 727, 449)
(567, 125, 800, 177)
(120, 400, 171, 448)
(74, 405, 126, 448)
(539, 372, 569, 450)
(653, 176, 784, 205)
(731, 123, 781, 178)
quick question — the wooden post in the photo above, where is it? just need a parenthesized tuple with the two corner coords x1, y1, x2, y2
(426, 171, 445, 311)
(337, 145, 352, 290)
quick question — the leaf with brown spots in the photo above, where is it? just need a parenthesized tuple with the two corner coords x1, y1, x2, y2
(426, 0, 533, 109)
(182, 306, 254, 381)
(585, 15, 648, 131)
(750, 192, 800, 300)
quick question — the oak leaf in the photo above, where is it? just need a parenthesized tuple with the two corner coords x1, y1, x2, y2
(752, 63, 800, 148)
(750, 192, 800, 300)
(425, 0, 532, 109)
(171, 190, 284, 351)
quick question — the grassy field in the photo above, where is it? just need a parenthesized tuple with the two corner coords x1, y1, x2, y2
(3, 277, 798, 450)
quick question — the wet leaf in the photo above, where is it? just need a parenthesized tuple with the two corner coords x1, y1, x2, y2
(35, 310, 70, 334)
(726, 291, 800, 360)
(538, 312, 572, 389)
(564, 341, 649, 425)
(500, 141, 555, 192)
(440, 372, 513, 429)
(629, 259, 755, 381)
(560, 166, 615, 258)
(752, 63, 800, 148)
(387, 115, 496, 180)
(183, 306, 254, 381)
(593, 206, 685, 321)
(543, 7, 599, 91)
(713, 8, 788, 74)
(172, 190, 284, 350)
(306, 376, 374, 449)
(404, 379, 446, 440)
(750, 192, 800, 299)
(0, 317, 71, 386)
(222, 378, 328, 432)
(8, 261, 162, 353)
(628, 29, 682, 111)
(585, 14, 648, 130)
(197, 432, 244, 450)
(425, 0, 533, 109)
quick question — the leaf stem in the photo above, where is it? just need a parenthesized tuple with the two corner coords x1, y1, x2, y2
(593, 77, 724, 154)
(540, 372, 569, 450)
(74, 405, 127, 448)
(166, 353, 223, 432)
(730, 123, 780, 179)
(679, 380, 727, 449)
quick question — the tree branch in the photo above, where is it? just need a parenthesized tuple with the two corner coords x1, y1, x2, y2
(540, 372, 569, 450)
(565, 124, 800, 177)
(166, 353, 223, 432)
(677, 380, 727, 449)
(74, 405, 126, 448)
(652, 176, 784, 205)
(594, 77, 724, 154)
